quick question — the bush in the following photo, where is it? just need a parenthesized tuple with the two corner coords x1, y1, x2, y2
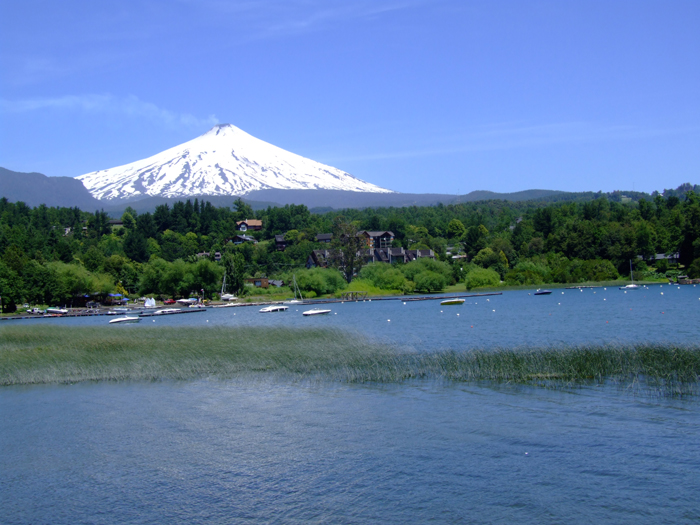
(464, 267, 500, 290)
(505, 261, 550, 285)
(401, 258, 452, 283)
(359, 263, 407, 290)
(688, 258, 700, 279)
(295, 268, 347, 296)
(414, 271, 448, 293)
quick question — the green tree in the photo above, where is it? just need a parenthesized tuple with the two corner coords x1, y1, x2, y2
(222, 251, 246, 295)
(0, 261, 22, 312)
(330, 217, 364, 283)
(446, 219, 466, 239)
(464, 267, 500, 290)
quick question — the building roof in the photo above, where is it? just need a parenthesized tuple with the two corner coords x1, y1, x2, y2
(231, 234, 257, 243)
(316, 233, 333, 241)
(274, 234, 286, 242)
(358, 230, 394, 238)
(236, 219, 262, 227)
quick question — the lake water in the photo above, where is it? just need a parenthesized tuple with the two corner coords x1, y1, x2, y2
(2, 285, 700, 523)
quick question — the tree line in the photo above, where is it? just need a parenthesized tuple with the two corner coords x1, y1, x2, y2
(1, 183, 699, 311)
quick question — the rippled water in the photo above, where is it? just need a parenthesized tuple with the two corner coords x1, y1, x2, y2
(2, 380, 699, 524)
(2, 285, 700, 523)
(20, 283, 700, 349)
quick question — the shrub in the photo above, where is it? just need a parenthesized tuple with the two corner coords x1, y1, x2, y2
(464, 267, 500, 290)
(295, 268, 347, 295)
(688, 258, 700, 279)
(359, 263, 407, 290)
(505, 261, 550, 285)
(414, 271, 448, 293)
(401, 258, 452, 283)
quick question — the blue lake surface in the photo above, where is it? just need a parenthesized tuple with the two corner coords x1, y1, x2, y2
(19, 283, 700, 349)
(2, 285, 700, 523)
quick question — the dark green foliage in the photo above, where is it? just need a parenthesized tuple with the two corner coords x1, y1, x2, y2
(1, 183, 699, 303)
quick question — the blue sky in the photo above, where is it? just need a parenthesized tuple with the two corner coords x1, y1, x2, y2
(1, 0, 698, 195)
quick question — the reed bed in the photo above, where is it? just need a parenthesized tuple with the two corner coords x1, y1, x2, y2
(1, 326, 699, 395)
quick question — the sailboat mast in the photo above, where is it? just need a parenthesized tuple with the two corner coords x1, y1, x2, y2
(630, 260, 633, 283)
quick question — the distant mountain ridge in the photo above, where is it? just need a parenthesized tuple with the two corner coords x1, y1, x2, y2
(0, 167, 101, 209)
(77, 124, 393, 200)
(2, 165, 661, 216)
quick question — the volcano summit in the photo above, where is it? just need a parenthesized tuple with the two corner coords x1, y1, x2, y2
(77, 124, 393, 201)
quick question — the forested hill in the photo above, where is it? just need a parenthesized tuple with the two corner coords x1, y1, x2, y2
(0, 167, 101, 209)
(0, 183, 699, 311)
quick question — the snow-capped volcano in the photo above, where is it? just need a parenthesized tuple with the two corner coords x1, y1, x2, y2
(77, 124, 393, 200)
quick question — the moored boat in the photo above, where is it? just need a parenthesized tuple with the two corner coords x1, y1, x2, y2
(302, 308, 331, 316)
(440, 298, 465, 305)
(45, 307, 68, 315)
(534, 290, 552, 295)
(109, 316, 140, 324)
(260, 305, 289, 313)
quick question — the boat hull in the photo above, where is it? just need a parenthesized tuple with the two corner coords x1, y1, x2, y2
(303, 309, 331, 316)
(109, 317, 140, 324)
(440, 299, 465, 305)
(260, 305, 289, 313)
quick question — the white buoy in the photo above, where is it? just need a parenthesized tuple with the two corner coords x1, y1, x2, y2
(152, 320, 155, 322)
(457, 313, 460, 316)
(403, 302, 406, 305)
(492, 309, 495, 312)
(387, 319, 390, 322)
(661, 292, 664, 295)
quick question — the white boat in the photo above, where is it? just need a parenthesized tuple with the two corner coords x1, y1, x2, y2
(45, 307, 68, 315)
(302, 308, 331, 316)
(220, 274, 237, 301)
(189, 303, 207, 308)
(285, 275, 304, 304)
(619, 260, 641, 290)
(212, 302, 238, 308)
(176, 298, 199, 305)
(154, 308, 182, 314)
(107, 307, 130, 315)
(260, 305, 289, 313)
(109, 316, 140, 324)
(440, 298, 465, 305)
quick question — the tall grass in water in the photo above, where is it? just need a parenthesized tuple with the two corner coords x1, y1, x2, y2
(1, 326, 699, 395)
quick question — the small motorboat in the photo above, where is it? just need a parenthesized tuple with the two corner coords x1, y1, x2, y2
(212, 302, 238, 308)
(153, 308, 183, 315)
(302, 308, 331, 316)
(440, 298, 465, 305)
(260, 305, 289, 313)
(106, 307, 130, 315)
(534, 290, 552, 295)
(45, 307, 68, 315)
(109, 316, 140, 324)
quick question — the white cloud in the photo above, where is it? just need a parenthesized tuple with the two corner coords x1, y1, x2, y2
(0, 94, 218, 129)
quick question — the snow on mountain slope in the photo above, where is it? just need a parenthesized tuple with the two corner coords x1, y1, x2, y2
(77, 124, 393, 200)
